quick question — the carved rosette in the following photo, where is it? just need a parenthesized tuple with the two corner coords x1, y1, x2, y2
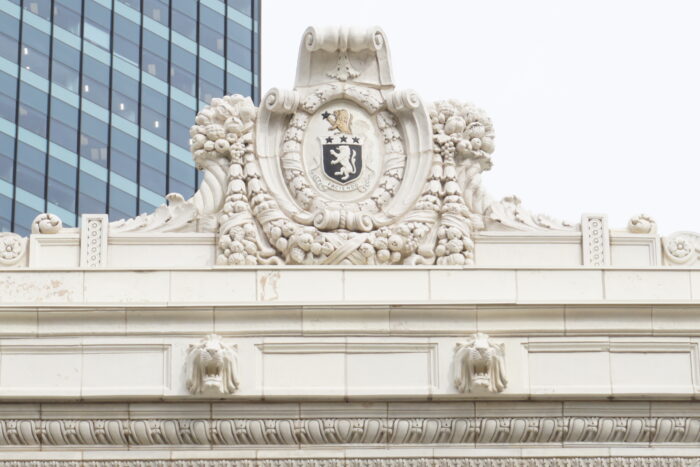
(663, 231, 700, 265)
(0, 233, 26, 267)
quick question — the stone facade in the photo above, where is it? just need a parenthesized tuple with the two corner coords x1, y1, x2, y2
(1, 26, 700, 464)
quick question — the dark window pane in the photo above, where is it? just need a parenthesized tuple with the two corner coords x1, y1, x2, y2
(16, 163, 46, 198)
(140, 163, 165, 193)
(227, 39, 252, 70)
(141, 86, 167, 111)
(0, 153, 14, 182)
(82, 56, 110, 82)
(78, 192, 105, 214)
(112, 71, 139, 98)
(172, 9, 195, 40)
(0, 13, 19, 39)
(79, 171, 106, 202)
(141, 106, 166, 137)
(24, 0, 51, 19)
(0, 93, 15, 121)
(142, 50, 167, 80)
(0, 194, 12, 230)
(116, 0, 139, 12)
(21, 46, 49, 78)
(0, 132, 13, 157)
(17, 142, 45, 167)
(227, 20, 251, 48)
(24, 0, 52, 19)
(143, 0, 168, 25)
(109, 185, 135, 216)
(22, 25, 50, 51)
(170, 158, 194, 183)
(50, 119, 78, 152)
(138, 199, 156, 215)
(19, 83, 48, 112)
(200, 25, 224, 54)
(200, 79, 223, 106)
(170, 100, 194, 126)
(14, 203, 41, 234)
(227, 72, 251, 96)
(52, 60, 80, 92)
(108, 207, 131, 222)
(82, 76, 109, 107)
(110, 149, 137, 179)
(169, 178, 194, 199)
(53, 40, 81, 69)
(140, 142, 165, 170)
(111, 128, 137, 155)
(142, 30, 168, 58)
(170, 65, 195, 95)
(81, 114, 108, 142)
(53, 2, 82, 34)
(228, 0, 252, 16)
(112, 91, 138, 122)
(114, 33, 140, 64)
(169, 120, 190, 149)
(80, 132, 108, 166)
(47, 178, 76, 211)
(84, 2, 111, 29)
(171, 45, 196, 70)
(48, 157, 77, 185)
(50, 97, 79, 124)
(173, 1, 195, 16)
(18, 104, 47, 137)
(0, 33, 18, 62)
(200, 60, 224, 87)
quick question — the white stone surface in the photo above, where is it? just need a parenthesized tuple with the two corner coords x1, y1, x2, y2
(2, 24, 700, 464)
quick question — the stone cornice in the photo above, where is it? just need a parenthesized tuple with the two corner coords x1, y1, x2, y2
(2, 416, 700, 447)
(1, 459, 699, 467)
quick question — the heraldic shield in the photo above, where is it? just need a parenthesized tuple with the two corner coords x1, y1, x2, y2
(321, 138, 363, 184)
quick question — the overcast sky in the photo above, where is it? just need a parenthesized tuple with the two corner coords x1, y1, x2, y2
(261, 0, 700, 234)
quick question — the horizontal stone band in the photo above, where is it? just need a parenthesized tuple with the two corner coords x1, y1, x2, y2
(0, 458, 699, 467)
(1, 417, 700, 446)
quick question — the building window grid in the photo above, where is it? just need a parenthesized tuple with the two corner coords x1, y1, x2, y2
(3, 0, 258, 231)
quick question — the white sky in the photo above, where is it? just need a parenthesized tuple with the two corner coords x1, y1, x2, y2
(261, 0, 700, 234)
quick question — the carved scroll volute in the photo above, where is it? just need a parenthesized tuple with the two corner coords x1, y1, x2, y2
(379, 89, 433, 223)
(295, 26, 392, 89)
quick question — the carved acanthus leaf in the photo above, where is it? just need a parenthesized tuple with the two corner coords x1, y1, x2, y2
(485, 195, 577, 232)
(110, 193, 200, 233)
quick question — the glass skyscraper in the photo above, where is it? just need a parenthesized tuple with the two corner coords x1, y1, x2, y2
(0, 0, 260, 235)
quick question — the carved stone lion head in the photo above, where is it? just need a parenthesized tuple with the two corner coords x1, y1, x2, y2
(453, 332, 507, 393)
(185, 334, 239, 395)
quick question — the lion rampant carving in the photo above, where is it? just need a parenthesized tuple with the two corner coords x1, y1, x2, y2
(185, 334, 240, 395)
(453, 332, 507, 393)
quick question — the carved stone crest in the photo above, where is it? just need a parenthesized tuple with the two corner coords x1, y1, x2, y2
(101, 26, 590, 265)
